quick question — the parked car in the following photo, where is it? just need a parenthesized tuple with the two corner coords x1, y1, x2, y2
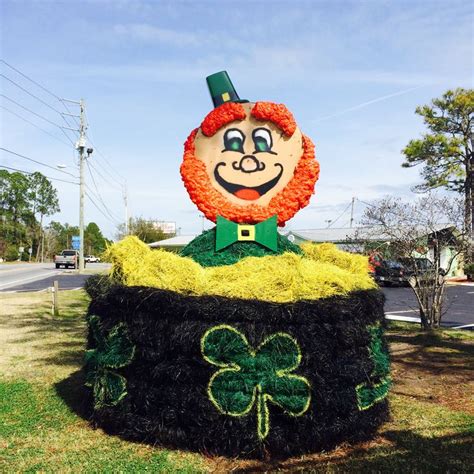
(54, 250, 85, 269)
(85, 255, 101, 263)
(374, 260, 407, 286)
(399, 258, 445, 286)
(375, 258, 445, 287)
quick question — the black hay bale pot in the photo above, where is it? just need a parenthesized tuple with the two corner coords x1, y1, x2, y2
(84, 282, 391, 458)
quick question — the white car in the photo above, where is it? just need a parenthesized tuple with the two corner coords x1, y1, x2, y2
(85, 255, 101, 263)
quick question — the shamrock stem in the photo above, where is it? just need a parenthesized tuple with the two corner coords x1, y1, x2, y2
(257, 385, 269, 440)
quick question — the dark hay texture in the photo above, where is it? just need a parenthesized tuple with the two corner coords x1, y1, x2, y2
(85, 282, 390, 458)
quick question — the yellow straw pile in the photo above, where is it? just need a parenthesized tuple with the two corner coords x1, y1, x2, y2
(105, 236, 376, 303)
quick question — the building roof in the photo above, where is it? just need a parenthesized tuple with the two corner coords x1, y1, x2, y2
(287, 224, 458, 243)
(287, 228, 379, 242)
(149, 235, 196, 248)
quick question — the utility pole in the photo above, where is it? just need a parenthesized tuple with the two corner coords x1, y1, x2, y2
(78, 99, 87, 273)
(62, 97, 86, 271)
(62, 98, 88, 271)
(350, 197, 356, 228)
(123, 184, 129, 235)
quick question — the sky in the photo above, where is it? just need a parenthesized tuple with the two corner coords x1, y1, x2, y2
(1, 0, 473, 239)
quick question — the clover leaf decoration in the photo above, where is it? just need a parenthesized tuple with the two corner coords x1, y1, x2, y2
(356, 323, 391, 411)
(85, 315, 135, 410)
(201, 324, 311, 440)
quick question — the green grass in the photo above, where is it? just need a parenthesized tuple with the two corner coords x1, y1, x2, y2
(0, 291, 203, 473)
(0, 290, 473, 472)
(0, 380, 197, 472)
(387, 320, 474, 341)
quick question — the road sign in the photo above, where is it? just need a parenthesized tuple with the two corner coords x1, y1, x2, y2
(28, 248, 33, 254)
(18, 246, 24, 253)
(71, 236, 80, 250)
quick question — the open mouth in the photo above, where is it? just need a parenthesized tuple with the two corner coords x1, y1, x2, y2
(214, 163, 284, 201)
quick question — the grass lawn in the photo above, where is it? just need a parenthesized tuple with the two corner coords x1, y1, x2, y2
(0, 290, 473, 472)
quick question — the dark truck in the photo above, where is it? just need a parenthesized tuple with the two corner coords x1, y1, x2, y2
(54, 250, 85, 269)
(375, 258, 445, 287)
(374, 260, 406, 286)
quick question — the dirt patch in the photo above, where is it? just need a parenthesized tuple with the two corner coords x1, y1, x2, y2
(387, 332, 474, 415)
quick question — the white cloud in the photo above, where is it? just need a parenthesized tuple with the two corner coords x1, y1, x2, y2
(113, 23, 200, 47)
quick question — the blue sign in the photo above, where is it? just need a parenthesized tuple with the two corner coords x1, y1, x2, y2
(71, 235, 80, 250)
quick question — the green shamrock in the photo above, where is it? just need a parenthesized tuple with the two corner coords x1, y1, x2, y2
(356, 324, 391, 410)
(85, 315, 135, 409)
(201, 324, 311, 440)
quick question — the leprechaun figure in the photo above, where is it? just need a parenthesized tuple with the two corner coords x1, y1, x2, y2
(180, 71, 320, 266)
(84, 70, 390, 458)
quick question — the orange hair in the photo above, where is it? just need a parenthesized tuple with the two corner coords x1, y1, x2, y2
(251, 102, 297, 137)
(201, 102, 247, 137)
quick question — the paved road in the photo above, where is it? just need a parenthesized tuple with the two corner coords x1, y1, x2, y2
(383, 284, 474, 329)
(0, 262, 110, 292)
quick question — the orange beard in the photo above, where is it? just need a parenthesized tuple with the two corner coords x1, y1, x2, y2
(180, 129, 320, 226)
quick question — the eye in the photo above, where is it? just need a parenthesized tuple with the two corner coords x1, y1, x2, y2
(223, 129, 245, 153)
(252, 128, 273, 153)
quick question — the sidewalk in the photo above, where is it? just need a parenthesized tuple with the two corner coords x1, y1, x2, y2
(446, 276, 474, 286)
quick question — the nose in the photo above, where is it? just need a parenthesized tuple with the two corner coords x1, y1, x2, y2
(236, 155, 265, 173)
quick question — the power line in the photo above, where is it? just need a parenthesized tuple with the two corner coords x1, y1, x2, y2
(357, 198, 376, 208)
(0, 71, 79, 145)
(1, 73, 67, 117)
(0, 104, 72, 148)
(1, 59, 63, 101)
(86, 160, 123, 222)
(84, 110, 125, 183)
(0, 59, 82, 128)
(0, 164, 79, 185)
(85, 191, 121, 225)
(1, 93, 77, 134)
(0, 147, 79, 179)
(1, 61, 120, 250)
(328, 202, 353, 228)
(87, 140, 125, 187)
(85, 184, 122, 224)
(88, 160, 123, 191)
(58, 99, 81, 131)
(1, 93, 77, 146)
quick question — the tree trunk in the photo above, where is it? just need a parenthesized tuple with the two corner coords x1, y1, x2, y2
(35, 226, 41, 262)
(413, 286, 430, 329)
(41, 215, 45, 262)
(465, 152, 474, 263)
(35, 215, 44, 262)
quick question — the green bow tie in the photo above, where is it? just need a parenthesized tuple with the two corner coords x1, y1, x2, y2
(215, 215, 278, 252)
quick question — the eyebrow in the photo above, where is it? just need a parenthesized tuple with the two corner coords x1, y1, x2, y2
(201, 102, 247, 137)
(251, 102, 297, 137)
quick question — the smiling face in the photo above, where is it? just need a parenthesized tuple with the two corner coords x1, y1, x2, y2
(181, 101, 320, 226)
(194, 103, 303, 208)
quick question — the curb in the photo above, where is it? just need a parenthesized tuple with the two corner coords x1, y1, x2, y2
(445, 281, 474, 286)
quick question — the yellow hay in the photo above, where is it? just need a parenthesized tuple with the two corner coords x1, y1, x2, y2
(301, 242, 370, 275)
(106, 236, 376, 303)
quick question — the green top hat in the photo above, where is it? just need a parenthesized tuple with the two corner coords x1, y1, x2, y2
(206, 71, 248, 108)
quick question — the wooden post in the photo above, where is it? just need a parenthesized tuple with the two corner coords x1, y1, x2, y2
(52, 280, 59, 317)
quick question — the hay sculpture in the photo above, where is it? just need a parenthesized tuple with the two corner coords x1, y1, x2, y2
(85, 71, 391, 458)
